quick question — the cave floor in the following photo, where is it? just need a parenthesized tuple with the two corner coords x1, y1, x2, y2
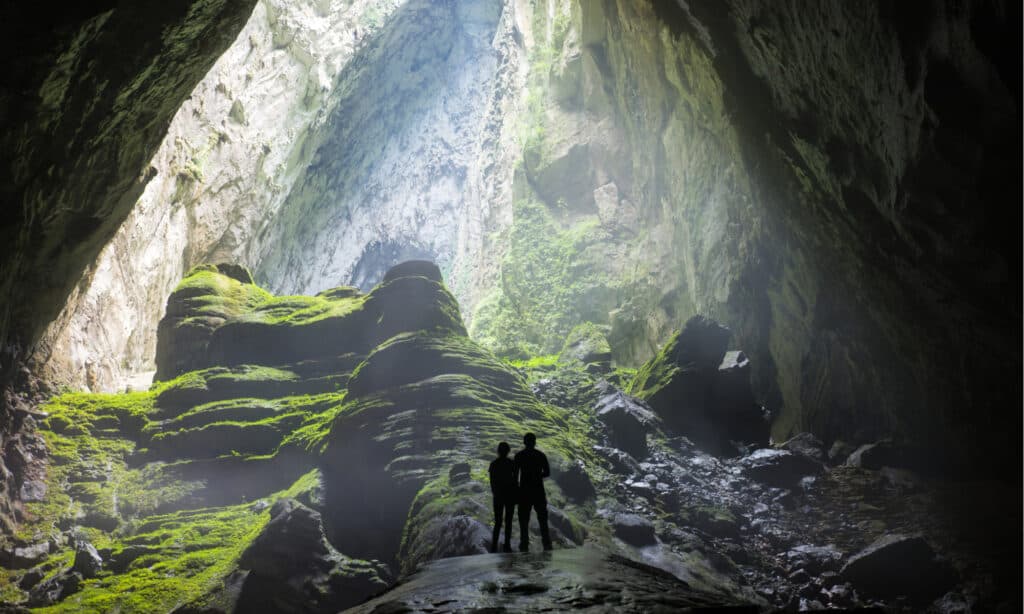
(347, 547, 758, 613)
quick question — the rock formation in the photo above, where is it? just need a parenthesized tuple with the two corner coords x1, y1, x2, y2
(0, 263, 1018, 610)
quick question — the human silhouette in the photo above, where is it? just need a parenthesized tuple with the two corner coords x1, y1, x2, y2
(514, 432, 552, 551)
(488, 441, 517, 553)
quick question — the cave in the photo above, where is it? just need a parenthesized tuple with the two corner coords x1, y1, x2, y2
(0, 0, 1019, 611)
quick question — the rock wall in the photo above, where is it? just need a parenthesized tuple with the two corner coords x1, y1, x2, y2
(253, 0, 516, 299)
(467, 0, 1020, 468)
(0, 0, 257, 545)
(0, 0, 258, 376)
(33, 0, 407, 392)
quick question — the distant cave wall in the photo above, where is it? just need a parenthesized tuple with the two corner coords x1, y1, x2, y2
(31, 0, 406, 393)
(253, 0, 515, 299)
(0, 1, 258, 384)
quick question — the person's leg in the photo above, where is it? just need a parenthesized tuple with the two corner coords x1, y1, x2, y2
(492, 498, 503, 552)
(518, 500, 531, 552)
(502, 500, 514, 551)
(535, 497, 552, 550)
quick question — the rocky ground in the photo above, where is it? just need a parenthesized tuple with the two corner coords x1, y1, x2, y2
(0, 262, 1017, 613)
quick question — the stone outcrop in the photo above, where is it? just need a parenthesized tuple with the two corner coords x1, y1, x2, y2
(630, 316, 767, 453)
(840, 534, 956, 603)
(233, 498, 391, 613)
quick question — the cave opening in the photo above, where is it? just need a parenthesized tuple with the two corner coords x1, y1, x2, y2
(0, 0, 1019, 612)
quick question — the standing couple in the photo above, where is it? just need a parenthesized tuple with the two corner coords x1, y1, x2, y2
(487, 432, 552, 552)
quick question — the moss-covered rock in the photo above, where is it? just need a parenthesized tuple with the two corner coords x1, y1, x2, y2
(630, 316, 766, 453)
(155, 263, 466, 379)
(558, 322, 613, 370)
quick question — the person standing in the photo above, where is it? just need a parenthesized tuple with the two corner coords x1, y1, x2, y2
(488, 441, 517, 552)
(514, 432, 552, 551)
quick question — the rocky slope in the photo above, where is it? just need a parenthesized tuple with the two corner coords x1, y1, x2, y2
(466, 0, 1020, 474)
(1, 262, 1016, 612)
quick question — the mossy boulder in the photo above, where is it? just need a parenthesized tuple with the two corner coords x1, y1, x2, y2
(231, 498, 391, 613)
(155, 263, 465, 379)
(155, 264, 270, 380)
(630, 316, 766, 453)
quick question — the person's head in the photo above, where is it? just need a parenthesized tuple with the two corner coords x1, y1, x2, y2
(523, 432, 537, 449)
(497, 441, 510, 457)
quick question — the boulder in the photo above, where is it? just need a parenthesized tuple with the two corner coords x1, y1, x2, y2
(840, 534, 955, 602)
(611, 513, 657, 546)
(236, 498, 391, 613)
(554, 460, 596, 503)
(594, 445, 642, 476)
(400, 514, 492, 563)
(845, 440, 920, 471)
(828, 440, 855, 464)
(558, 322, 612, 370)
(779, 432, 827, 464)
(785, 544, 843, 575)
(593, 384, 658, 458)
(27, 570, 82, 607)
(547, 506, 587, 545)
(19, 478, 47, 502)
(1, 541, 49, 568)
(448, 462, 471, 486)
(630, 316, 765, 452)
(72, 541, 103, 578)
(738, 448, 823, 489)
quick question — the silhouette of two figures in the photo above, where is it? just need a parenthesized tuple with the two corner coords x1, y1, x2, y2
(488, 432, 552, 553)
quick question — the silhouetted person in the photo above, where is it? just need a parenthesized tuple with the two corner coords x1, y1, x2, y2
(488, 441, 517, 553)
(514, 432, 552, 551)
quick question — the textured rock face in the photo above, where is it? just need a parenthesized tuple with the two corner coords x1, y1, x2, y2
(33, 0, 405, 393)
(0, 0, 258, 563)
(630, 316, 766, 453)
(0, 0, 258, 374)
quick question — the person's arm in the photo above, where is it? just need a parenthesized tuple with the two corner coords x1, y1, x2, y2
(513, 455, 521, 486)
(488, 462, 497, 494)
(540, 452, 550, 479)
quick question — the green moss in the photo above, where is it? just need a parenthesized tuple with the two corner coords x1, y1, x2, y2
(628, 329, 682, 400)
(506, 354, 559, 369)
(469, 200, 620, 357)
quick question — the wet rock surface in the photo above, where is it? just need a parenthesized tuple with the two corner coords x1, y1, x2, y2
(630, 316, 767, 453)
(347, 548, 758, 613)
